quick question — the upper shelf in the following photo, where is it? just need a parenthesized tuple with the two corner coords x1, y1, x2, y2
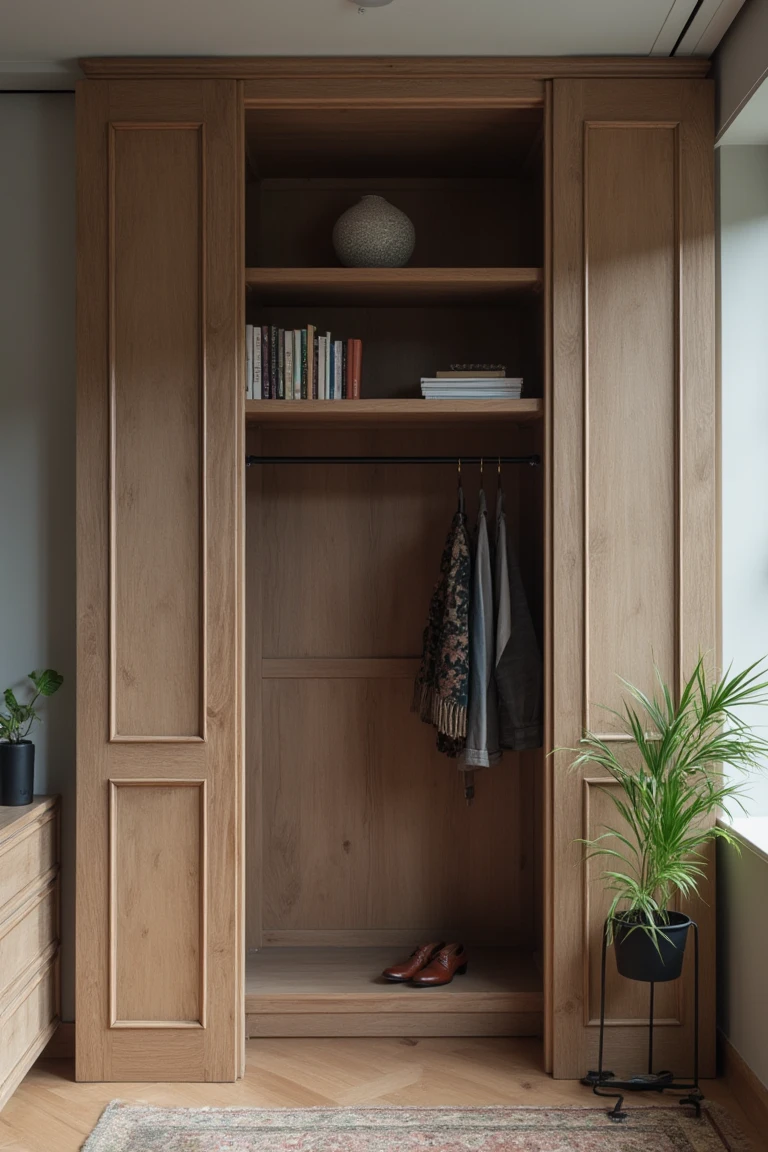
(245, 398, 543, 427)
(245, 267, 543, 307)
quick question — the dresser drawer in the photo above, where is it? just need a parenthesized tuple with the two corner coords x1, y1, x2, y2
(0, 882, 58, 1004)
(0, 958, 58, 1108)
(0, 804, 58, 917)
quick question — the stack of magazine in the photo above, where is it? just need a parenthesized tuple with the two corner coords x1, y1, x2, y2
(420, 367, 523, 400)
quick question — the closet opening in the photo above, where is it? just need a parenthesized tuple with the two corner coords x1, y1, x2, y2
(243, 99, 547, 1042)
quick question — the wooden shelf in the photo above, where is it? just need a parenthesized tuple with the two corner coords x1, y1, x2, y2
(245, 267, 543, 306)
(245, 398, 542, 428)
(245, 946, 542, 1019)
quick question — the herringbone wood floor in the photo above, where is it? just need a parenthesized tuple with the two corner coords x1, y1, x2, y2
(0, 1038, 758, 1150)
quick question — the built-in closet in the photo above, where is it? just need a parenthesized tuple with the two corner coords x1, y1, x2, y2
(243, 103, 546, 1044)
(75, 60, 716, 1087)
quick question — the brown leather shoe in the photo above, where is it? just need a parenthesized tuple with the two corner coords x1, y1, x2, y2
(382, 942, 445, 983)
(410, 943, 468, 986)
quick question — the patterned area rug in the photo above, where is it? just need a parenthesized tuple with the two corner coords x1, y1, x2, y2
(82, 1103, 751, 1151)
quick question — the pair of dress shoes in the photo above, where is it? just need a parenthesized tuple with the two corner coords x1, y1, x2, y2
(382, 941, 468, 986)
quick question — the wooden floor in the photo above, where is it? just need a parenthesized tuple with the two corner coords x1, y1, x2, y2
(0, 1038, 760, 1150)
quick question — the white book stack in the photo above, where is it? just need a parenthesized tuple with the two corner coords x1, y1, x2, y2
(420, 375, 523, 400)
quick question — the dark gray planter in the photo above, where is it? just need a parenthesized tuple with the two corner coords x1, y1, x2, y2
(0, 740, 35, 806)
(613, 910, 691, 983)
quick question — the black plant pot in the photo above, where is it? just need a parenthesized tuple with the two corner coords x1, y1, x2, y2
(612, 910, 691, 983)
(0, 741, 35, 806)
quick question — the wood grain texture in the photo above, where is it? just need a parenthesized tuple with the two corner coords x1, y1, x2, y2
(583, 123, 677, 734)
(246, 1013, 542, 1038)
(262, 679, 532, 940)
(0, 883, 58, 1007)
(80, 57, 710, 83)
(248, 180, 542, 270)
(245, 268, 542, 305)
(76, 78, 241, 1083)
(245, 948, 541, 1016)
(0, 799, 58, 919)
(245, 110, 543, 179)
(110, 781, 204, 1026)
(0, 958, 58, 1112)
(262, 659, 420, 679)
(0, 799, 60, 1111)
(551, 79, 716, 1079)
(246, 400, 543, 427)
(4, 1039, 754, 1149)
(110, 123, 204, 740)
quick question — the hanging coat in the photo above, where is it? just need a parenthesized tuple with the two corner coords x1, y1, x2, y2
(494, 488, 543, 750)
(413, 487, 471, 757)
(463, 489, 501, 768)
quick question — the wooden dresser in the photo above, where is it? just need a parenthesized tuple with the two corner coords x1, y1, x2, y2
(0, 796, 60, 1110)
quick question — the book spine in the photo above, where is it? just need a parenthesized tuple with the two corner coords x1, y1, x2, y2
(253, 326, 262, 399)
(317, 336, 325, 399)
(269, 326, 278, 400)
(349, 338, 362, 399)
(312, 332, 319, 399)
(334, 339, 342, 401)
(329, 340, 335, 400)
(284, 330, 293, 401)
(327, 334, 333, 400)
(261, 326, 270, 398)
(342, 340, 348, 399)
(278, 328, 285, 400)
(292, 330, 300, 400)
(301, 329, 308, 400)
(245, 325, 253, 400)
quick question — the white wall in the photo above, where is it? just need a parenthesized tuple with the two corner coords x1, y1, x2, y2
(0, 93, 76, 1020)
(718, 834, 768, 1088)
(720, 144, 768, 817)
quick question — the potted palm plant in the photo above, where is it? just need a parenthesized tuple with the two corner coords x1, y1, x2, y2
(0, 669, 63, 807)
(573, 657, 768, 983)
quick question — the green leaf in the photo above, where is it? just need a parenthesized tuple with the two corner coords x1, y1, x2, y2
(29, 669, 63, 697)
(3, 688, 19, 711)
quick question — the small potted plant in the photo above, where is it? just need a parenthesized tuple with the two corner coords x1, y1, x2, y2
(0, 669, 63, 807)
(573, 657, 768, 982)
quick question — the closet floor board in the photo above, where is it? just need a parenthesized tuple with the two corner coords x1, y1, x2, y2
(245, 947, 541, 1017)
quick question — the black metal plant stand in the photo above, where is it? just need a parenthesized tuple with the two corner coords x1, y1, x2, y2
(582, 918, 703, 1122)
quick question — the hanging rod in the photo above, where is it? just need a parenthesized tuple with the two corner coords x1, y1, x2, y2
(246, 454, 540, 467)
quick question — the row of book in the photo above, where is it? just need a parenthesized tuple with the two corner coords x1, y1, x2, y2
(245, 325, 362, 400)
(421, 368, 523, 400)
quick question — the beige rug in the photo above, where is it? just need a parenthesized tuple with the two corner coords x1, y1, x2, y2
(82, 1102, 752, 1150)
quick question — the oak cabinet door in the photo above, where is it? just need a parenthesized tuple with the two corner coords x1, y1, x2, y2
(76, 79, 243, 1081)
(551, 79, 716, 1079)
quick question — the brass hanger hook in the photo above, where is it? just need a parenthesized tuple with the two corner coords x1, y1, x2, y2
(479, 457, 484, 491)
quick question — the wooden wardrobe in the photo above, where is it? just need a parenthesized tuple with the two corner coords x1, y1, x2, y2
(75, 59, 716, 1084)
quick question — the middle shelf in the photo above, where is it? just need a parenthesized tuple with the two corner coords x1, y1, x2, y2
(245, 266, 544, 307)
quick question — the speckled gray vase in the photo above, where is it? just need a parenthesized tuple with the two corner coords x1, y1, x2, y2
(332, 195, 416, 268)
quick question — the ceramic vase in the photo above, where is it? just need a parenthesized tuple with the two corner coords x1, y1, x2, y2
(332, 195, 416, 268)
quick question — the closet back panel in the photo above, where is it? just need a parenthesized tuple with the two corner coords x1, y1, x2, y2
(247, 425, 543, 950)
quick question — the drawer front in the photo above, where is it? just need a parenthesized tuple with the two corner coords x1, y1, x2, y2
(0, 810, 58, 917)
(0, 883, 58, 1004)
(0, 960, 57, 1103)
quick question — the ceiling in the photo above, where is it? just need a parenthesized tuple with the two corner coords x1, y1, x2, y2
(0, 0, 746, 89)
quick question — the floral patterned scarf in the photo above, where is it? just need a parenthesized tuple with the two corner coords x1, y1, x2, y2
(413, 487, 471, 757)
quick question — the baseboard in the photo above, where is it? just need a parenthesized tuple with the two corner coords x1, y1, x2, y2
(719, 1031, 768, 1135)
(39, 1020, 75, 1059)
(246, 1011, 542, 1038)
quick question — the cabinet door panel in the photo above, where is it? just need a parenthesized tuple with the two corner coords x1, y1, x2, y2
(551, 79, 715, 1079)
(76, 79, 242, 1081)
